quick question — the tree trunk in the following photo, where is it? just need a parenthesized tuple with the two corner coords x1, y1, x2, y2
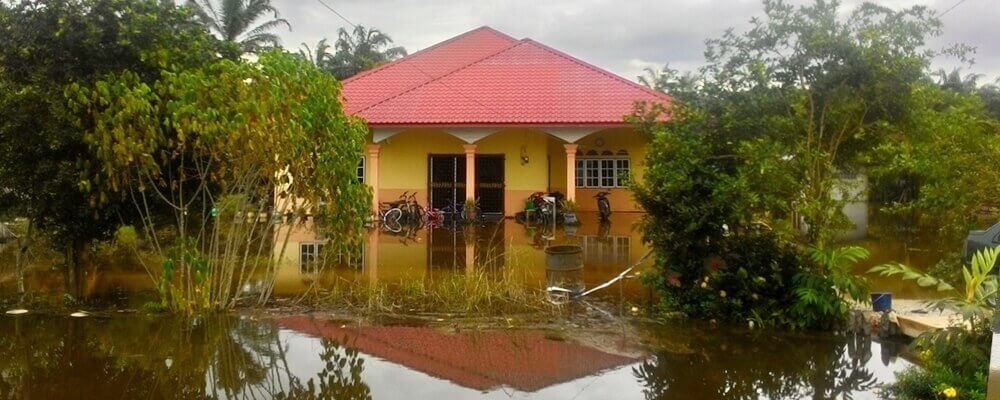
(14, 219, 33, 296)
(64, 240, 86, 300)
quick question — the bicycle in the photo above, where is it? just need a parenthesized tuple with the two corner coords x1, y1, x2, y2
(378, 195, 405, 233)
(403, 192, 425, 224)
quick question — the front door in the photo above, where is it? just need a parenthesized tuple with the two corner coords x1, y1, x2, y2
(476, 155, 505, 216)
(428, 155, 466, 212)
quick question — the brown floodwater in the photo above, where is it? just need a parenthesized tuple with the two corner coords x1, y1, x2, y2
(0, 208, 961, 399)
(0, 207, 964, 304)
(0, 313, 913, 399)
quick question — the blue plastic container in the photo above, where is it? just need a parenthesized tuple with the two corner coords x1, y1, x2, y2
(871, 292, 892, 312)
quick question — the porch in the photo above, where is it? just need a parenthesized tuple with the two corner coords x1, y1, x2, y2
(363, 126, 647, 218)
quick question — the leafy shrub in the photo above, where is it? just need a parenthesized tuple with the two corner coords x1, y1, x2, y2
(633, 104, 869, 329)
(646, 228, 801, 325)
(788, 246, 872, 330)
(873, 247, 997, 399)
(882, 328, 989, 400)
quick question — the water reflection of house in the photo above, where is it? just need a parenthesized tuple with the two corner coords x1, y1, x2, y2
(277, 316, 638, 393)
(271, 213, 652, 297)
(342, 26, 670, 218)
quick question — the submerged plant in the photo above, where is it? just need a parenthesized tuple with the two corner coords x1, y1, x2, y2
(72, 51, 370, 313)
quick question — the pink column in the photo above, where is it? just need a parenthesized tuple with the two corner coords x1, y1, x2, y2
(366, 144, 381, 214)
(463, 144, 477, 201)
(564, 144, 579, 202)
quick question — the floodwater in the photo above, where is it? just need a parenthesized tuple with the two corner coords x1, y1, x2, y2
(0, 207, 962, 399)
(0, 208, 962, 304)
(0, 313, 913, 399)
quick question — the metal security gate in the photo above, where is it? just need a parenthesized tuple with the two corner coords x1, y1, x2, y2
(475, 155, 505, 216)
(428, 155, 466, 212)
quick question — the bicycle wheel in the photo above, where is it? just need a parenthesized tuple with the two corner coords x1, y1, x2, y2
(384, 207, 403, 224)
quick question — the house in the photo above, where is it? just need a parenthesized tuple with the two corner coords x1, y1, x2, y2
(343, 27, 671, 217)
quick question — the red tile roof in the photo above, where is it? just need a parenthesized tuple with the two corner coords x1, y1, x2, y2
(276, 316, 639, 392)
(341, 27, 671, 126)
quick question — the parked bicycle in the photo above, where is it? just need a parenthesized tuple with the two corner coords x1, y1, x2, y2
(394, 192, 424, 225)
(378, 194, 406, 233)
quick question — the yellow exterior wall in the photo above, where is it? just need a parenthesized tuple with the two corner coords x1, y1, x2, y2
(368, 126, 649, 216)
(475, 128, 552, 214)
(553, 127, 648, 213)
(375, 129, 466, 207)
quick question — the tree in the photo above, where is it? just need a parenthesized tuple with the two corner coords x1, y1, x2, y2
(186, 0, 291, 54)
(867, 83, 1000, 236)
(299, 38, 334, 69)
(637, 65, 702, 104)
(329, 25, 407, 80)
(934, 67, 982, 94)
(71, 51, 371, 312)
(631, 0, 995, 327)
(662, 0, 943, 246)
(0, 0, 222, 298)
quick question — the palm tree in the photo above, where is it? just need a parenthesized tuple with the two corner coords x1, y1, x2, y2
(186, 0, 291, 54)
(299, 38, 333, 69)
(329, 26, 407, 80)
(638, 64, 702, 104)
(934, 67, 982, 94)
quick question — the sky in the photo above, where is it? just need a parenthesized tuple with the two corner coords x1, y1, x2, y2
(261, 0, 998, 84)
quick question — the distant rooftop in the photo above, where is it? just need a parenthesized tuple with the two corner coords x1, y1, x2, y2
(341, 26, 671, 126)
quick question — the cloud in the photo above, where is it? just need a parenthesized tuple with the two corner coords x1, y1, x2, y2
(256, 0, 1000, 82)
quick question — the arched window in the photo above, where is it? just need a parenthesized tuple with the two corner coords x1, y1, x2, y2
(617, 149, 629, 156)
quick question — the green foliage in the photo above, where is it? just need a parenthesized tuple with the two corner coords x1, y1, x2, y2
(633, 102, 868, 329)
(883, 328, 989, 400)
(634, 0, 997, 330)
(874, 247, 996, 399)
(70, 50, 371, 312)
(867, 83, 1000, 236)
(561, 199, 578, 213)
(638, 0, 949, 246)
(0, 0, 223, 297)
(870, 246, 998, 328)
(0, 2, 217, 240)
(788, 246, 872, 330)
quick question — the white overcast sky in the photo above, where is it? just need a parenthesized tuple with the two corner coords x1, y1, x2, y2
(260, 0, 998, 83)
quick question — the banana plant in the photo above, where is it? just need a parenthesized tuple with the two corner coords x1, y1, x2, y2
(869, 246, 999, 328)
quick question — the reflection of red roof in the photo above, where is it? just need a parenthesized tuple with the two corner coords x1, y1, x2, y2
(341, 26, 671, 126)
(277, 316, 638, 392)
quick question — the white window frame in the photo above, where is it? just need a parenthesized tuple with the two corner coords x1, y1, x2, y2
(575, 156, 630, 188)
(357, 157, 365, 183)
(300, 241, 364, 272)
(300, 242, 325, 272)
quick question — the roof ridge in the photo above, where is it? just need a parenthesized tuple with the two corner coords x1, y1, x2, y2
(341, 26, 516, 85)
(355, 39, 530, 116)
(519, 38, 673, 103)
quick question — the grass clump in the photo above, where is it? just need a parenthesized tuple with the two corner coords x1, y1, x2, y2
(311, 269, 557, 316)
